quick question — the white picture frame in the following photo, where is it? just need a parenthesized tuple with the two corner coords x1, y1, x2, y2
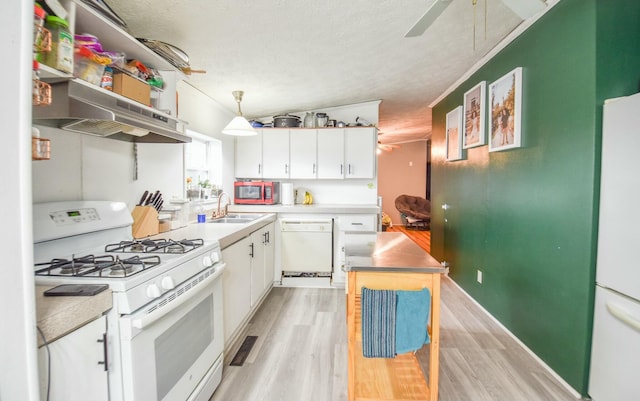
(446, 106, 463, 161)
(463, 81, 486, 149)
(489, 67, 522, 152)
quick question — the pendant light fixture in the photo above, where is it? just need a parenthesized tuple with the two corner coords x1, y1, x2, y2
(221, 90, 257, 136)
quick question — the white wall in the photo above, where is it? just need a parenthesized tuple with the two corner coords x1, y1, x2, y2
(31, 127, 184, 209)
(177, 81, 237, 196)
(377, 141, 428, 224)
(282, 179, 378, 205)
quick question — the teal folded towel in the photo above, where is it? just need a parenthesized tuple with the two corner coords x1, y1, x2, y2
(395, 288, 431, 354)
(361, 287, 396, 358)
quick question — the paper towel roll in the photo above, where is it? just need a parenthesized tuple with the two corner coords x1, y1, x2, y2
(281, 183, 294, 205)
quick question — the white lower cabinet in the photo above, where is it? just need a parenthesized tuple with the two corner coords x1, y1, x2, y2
(250, 222, 275, 306)
(222, 236, 252, 345)
(38, 315, 108, 401)
(333, 214, 377, 285)
(222, 222, 275, 348)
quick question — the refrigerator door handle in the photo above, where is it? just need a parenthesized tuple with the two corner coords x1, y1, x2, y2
(606, 301, 640, 332)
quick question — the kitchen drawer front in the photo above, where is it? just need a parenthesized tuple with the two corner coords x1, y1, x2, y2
(338, 215, 377, 232)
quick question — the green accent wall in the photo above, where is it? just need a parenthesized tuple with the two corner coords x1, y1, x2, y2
(430, 0, 640, 395)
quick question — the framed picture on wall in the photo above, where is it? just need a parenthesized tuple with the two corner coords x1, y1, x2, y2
(463, 81, 486, 148)
(446, 106, 463, 161)
(489, 67, 522, 152)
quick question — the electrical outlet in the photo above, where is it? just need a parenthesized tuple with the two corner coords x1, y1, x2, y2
(477, 270, 483, 284)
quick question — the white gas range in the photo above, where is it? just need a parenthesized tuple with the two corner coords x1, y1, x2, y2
(33, 201, 225, 401)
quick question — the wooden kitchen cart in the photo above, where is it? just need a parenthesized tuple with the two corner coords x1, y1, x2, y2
(345, 232, 447, 401)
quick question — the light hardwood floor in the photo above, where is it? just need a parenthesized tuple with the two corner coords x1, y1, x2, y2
(211, 227, 583, 401)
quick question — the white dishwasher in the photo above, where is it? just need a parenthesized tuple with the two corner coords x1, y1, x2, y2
(280, 218, 333, 286)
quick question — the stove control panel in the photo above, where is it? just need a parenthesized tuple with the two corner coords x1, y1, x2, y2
(50, 208, 100, 225)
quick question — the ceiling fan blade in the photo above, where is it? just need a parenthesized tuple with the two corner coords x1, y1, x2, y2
(404, 0, 453, 38)
(501, 0, 546, 19)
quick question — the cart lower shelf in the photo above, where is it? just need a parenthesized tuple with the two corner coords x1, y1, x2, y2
(347, 270, 441, 401)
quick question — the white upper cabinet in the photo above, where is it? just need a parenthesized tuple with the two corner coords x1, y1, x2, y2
(290, 129, 317, 179)
(234, 127, 376, 180)
(344, 127, 376, 179)
(235, 131, 263, 178)
(317, 128, 345, 179)
(262, 129, 290, 179)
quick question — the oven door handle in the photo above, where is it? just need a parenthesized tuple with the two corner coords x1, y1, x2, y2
(132, 263, 225, 330)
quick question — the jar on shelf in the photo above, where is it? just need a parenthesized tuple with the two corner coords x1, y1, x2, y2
(32, 60, 51, 106)
(32, 126, 51, 161)
(304, 112, 316, 128)
(41, 15, 73, 74)
(33, 4, 50, 52)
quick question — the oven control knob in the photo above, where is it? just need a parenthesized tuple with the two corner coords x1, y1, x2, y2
(146, 283, 161, 299)
(161, 276, 175, 290)
(203, 255, 213, 267)
(210, 252, 220, 263)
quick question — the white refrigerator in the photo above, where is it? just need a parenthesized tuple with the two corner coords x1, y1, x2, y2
(589, 93, 640, 401)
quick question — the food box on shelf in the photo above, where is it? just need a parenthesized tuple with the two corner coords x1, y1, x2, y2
(113, 73, 150, 105)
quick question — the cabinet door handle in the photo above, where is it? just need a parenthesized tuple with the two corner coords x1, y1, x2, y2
(313, 163, 316, 174)
(285, 164, 288, 174)
(249, 243, 254, 258)
(97, 333, 108, 371)
(258, 164, 261, 175)
(348, 164, 352, 175)
(340, 164, 343, 175)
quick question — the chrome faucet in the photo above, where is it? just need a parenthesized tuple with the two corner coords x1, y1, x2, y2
(212, 191, 230, 219)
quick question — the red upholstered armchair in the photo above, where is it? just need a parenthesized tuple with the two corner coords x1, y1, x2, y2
(394, 194, 431, 229)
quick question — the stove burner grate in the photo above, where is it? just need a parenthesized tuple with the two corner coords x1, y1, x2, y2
(105, 238, 204, 254)
(35, 254, 116, 277)
(35, 254, 161, 278)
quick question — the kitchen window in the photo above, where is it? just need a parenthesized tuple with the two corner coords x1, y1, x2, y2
(185, 130, 222, 199)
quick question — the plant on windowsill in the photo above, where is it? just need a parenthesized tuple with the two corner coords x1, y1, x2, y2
(199, 179, 213, 199)
(186, 177, 200, 200)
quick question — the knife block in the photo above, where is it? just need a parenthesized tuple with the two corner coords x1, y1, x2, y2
(131, 206, 159, 238)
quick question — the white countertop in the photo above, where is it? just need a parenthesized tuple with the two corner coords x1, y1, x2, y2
(157, 213, 278, 249)
(229, 204, 380, 214)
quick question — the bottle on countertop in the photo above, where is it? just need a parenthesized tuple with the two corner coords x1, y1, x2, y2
(196, 205, 206, 223)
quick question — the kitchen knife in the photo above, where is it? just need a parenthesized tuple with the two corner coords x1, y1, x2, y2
(148, 190, 160, 206)
(156, 200, 164, 211)
(144, 191, 154, 205)
(153, 193, 163, 211)
(138, 190, 149, 206)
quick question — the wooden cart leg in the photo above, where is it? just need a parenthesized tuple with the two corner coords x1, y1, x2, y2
(347, 271, 356, 401)
(428, 273, 441, 400)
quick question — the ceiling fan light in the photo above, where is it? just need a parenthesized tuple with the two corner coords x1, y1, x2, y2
(222, 116, 257, 136)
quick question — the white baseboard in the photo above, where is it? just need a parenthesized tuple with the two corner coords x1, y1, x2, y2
(447, 277, 583, 399)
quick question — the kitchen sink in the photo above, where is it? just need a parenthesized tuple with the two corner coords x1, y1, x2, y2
(208, 213, 264, 224)
(209, 218, 254, 224)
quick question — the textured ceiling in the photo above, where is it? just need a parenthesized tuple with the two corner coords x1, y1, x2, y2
(106, 0, 529, 144)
